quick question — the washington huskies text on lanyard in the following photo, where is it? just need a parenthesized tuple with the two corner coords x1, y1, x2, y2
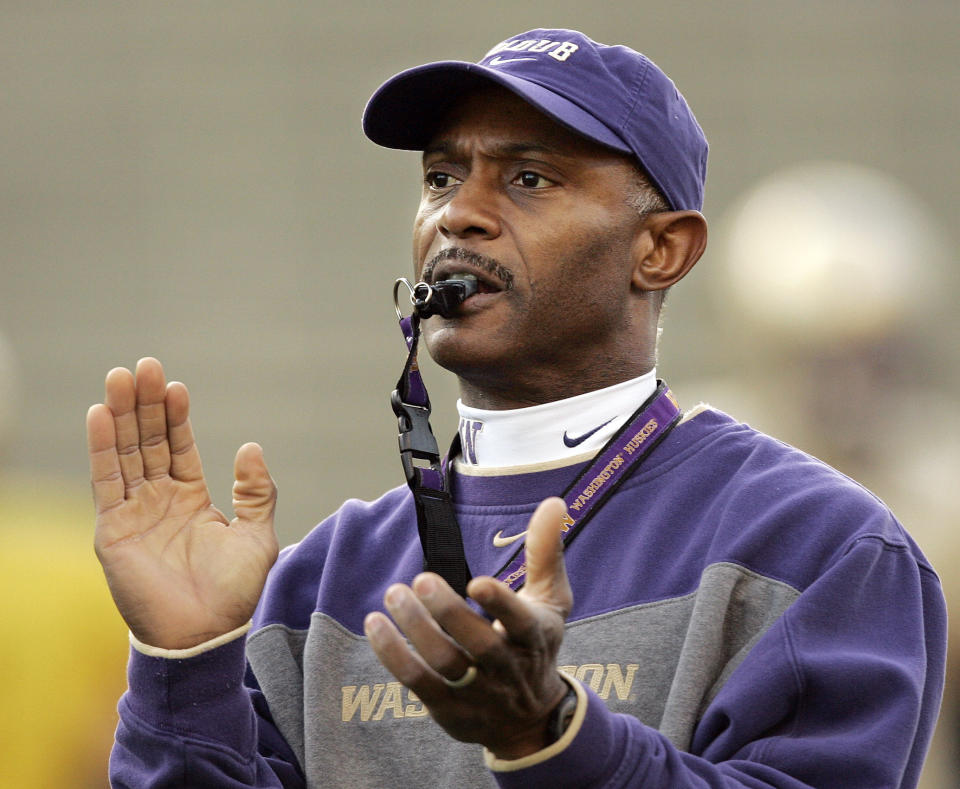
(391, 277, 682, 596)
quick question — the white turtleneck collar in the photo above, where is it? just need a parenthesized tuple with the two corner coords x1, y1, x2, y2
(455, 370, 658, 469)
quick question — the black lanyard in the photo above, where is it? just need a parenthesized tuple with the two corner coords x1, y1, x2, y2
(391, 279, 681, 596)
(391, 303, 470, 595)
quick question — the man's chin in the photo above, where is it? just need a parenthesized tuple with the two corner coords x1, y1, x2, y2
(422, 325, 508, 378)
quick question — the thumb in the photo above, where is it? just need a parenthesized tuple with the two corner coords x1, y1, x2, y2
(521, 497, 573, 613)
(233, 442, 277, 525)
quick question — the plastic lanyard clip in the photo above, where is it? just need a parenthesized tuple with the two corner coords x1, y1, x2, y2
(390, 390, 441, 487)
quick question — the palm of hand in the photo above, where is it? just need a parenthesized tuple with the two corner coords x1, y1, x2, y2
(97, 477, 273, 649)
(88, 359, 279, 651)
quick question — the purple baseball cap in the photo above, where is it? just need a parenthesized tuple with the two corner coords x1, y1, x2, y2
(363, 28, 708, 211)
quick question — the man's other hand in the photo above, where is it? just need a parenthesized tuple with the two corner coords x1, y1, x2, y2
(365, 497, 573, 760)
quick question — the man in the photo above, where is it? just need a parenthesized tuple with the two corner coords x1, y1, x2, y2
(87, 29, 945, 787)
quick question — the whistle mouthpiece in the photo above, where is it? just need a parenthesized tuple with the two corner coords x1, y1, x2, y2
(412, 278, 479, 319)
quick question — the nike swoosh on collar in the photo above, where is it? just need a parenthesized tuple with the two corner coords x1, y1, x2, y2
(562, 418, 614, 448)
(488, 56, 537, 65)
(492, 529, 527, 548)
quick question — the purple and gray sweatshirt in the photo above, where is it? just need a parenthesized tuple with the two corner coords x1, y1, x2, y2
(110, 407, 946, 787)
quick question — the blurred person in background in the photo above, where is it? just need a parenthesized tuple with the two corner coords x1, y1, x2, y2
(86, 31, 946, 788)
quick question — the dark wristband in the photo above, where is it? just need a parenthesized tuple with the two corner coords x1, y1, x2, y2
(545, 682, 579, 744)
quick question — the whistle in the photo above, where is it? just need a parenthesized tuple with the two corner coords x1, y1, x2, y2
(394, 277, 480, 320)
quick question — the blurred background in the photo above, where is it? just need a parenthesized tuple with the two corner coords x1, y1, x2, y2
(1, 1, 957, 786)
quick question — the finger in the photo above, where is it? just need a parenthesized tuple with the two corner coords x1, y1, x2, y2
(466, 575, 543, 647)
(166, 381, 204, 482)
(412, 574, 505, 666)
(104, 366, 144, 490)
(134, 358, 172, 481)
(232, 442, 277, 526)
(87, 403, 125, 514)
(521, 497, 572, 608)
(365, 610, 447, 696)
(383, 583, 474, 681)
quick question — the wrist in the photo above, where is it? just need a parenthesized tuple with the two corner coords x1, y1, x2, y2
(489, 676, 577, 761)
(545, 680, 578, 745)
(484, 678, 587, 773)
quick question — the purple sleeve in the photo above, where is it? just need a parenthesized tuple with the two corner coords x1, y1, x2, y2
(493, 536, 946, 788)
(109, 637, 304, 789)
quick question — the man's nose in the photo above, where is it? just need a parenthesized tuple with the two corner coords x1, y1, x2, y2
(436, 177, 501, 241)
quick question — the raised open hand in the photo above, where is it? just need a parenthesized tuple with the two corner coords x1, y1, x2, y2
(365, 497, 573, 760)
(87, 357, 278, 650)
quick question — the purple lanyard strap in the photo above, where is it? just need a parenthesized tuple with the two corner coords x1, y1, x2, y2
(492, 384, 681, 592)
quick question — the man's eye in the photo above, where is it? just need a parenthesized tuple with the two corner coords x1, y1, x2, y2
(514, 171, 552, 189)
(425, 172, 459, 189)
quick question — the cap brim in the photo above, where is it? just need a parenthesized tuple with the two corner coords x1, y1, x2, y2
(362, 61, 632, 156)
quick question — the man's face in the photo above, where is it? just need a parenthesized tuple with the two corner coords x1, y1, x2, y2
(412, 86, 651, 408)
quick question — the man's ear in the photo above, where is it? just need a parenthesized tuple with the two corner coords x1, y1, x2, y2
(631, 211, 708, 292)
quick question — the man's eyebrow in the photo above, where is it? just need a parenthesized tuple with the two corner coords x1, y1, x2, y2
(422, 140, 566, 160)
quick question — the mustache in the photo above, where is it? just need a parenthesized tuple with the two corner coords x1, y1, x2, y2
(421, 248, 514, 291)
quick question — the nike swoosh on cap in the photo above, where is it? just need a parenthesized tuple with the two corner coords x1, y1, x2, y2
(562, 418, 614, 448)
(488, 56, 537, 65)
(492, 529, 527, 548)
